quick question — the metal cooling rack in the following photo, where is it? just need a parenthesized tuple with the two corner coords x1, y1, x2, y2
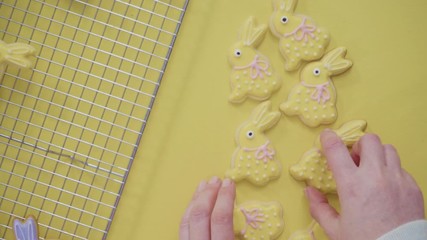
(0, 0, 189, 239)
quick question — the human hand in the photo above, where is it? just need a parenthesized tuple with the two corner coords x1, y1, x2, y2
(306, 130, 425, 240)
(180, 177, 236, 240)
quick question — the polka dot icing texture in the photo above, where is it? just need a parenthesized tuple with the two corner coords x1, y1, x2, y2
(290, 120, 367, 194)
(233, 201, 284, 240)
(228, 17, 281, 103)
(270, 0, 330, 71)
(280, 47, 353, 127)
(226, 101, 282, 186)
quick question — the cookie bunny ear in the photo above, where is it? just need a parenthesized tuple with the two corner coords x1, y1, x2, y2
(321, 47, 353, 76)
(239, 17, 267, 48)
(257, 111, 281, 131)
(335, 120, 367, 146)
(314, 120, 367, 149)
(2, 42, 36, 68)
(13, 216, 39, 240)
(5, 56, 33, 68)
(272, 0, 297, 12)
(250, 101, 281, 131)
(250, 101, 271, 123)
(8, 43, 36, 55)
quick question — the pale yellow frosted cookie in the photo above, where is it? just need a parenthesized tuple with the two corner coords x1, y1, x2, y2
(228, 17, 281, 103)
(280, 47, 353, 128)
(270, 0, 330, 71)
(226, 101, 282, 186)
(234, 201, 284, 240)
(0, 40, 36, 77)
(290, 120, 367, 194)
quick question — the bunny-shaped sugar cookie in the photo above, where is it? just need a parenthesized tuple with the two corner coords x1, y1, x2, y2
(270, 0, 330, 71)
(226, 101, 282, 186)
(290, 120, 367, 194)
(0, 40, 36, 78)
(228, 17, 281, 103)
(280, 47, 352, 127)
(234, 201, 284, 240)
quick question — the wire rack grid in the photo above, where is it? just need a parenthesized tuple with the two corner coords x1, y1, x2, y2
(0, 0, 189, 239)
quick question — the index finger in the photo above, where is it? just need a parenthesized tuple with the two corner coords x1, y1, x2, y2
(320, 129, 356, 183)
(211, 179, 236, 240)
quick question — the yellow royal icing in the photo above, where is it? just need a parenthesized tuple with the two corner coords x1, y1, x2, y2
(0, 40, 36, 78)
(234, 201, 284, 240)
(290, 120, 367, 194)
(270, 0, 330, 71)
(228, 17, 281, 103)
(226, 101, 282, 186)
(280, 47, 352, 127)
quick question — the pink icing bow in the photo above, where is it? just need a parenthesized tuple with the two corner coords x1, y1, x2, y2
(240, 208, 266, 235)
(301, 81, 331, 104)
(234, 55, 272, 80)
(284, 17, 317, 42)
(243, 141, 275, 163)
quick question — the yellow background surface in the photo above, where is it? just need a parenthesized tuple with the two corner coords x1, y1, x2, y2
(107, 0, 427, 239)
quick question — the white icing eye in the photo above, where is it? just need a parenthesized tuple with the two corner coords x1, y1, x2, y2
(246, 131, 255, 139)
(313, 68, 321, 76)
(281, 16, 288, 24)
(234, 49, 242, 57)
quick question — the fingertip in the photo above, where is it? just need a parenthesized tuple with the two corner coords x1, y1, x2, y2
(305, 186, 326, 203)
(304, 187, 339, 237)
(320, 130, 342, 151)
(221, 178, 232, 188)
(383, 144, 401, 170)
(216, 179, 236, 203)
(357, 133, 386, 168)
(320, 129, 355, 180)
(211, 179, 236, 240)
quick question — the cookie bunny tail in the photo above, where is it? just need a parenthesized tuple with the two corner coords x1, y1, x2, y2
(229, 90, 247, 103)
(225, 168, 245, 182)
(284, 58, 303, 72)
(321, 47, 353, 76)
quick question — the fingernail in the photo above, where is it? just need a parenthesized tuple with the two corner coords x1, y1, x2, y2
(197, 181, 207, 192)
(208, 176, 219, 184)
(222, 178, 232, 187)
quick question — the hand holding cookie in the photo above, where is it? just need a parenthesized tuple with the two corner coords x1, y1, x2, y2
(305, 130, 425, 240)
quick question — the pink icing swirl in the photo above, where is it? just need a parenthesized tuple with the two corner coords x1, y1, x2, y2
(240, 208, 266, 235)
(301, 81, 331, 104)
(234, 55, 272, 80)
(243, 140, 275, 163)
(284, 17, 317, 42)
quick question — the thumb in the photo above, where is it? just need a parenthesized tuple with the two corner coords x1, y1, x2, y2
(305, 187, 340, 237)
